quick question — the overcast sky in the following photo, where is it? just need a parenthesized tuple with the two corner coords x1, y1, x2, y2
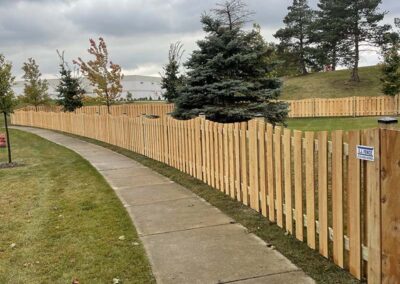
(1, 0, 399, 79)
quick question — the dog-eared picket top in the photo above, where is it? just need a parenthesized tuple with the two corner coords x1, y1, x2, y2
(11, 110, 400, 283)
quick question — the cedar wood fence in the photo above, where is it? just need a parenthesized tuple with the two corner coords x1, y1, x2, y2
(17, 94, 400, 118)
(11, 111, 400, 283)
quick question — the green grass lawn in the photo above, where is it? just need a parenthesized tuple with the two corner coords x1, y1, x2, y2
(0, 127, 155, 283)
(286, 116, 392, 131)
(281, 65, 383, 100)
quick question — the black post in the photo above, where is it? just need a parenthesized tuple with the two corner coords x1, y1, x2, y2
(3, 112, 11, 163)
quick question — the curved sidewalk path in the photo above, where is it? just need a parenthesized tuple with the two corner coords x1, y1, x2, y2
(15, 126, 314, 284)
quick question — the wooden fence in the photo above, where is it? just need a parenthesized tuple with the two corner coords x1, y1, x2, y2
(287, 95, 400, 118)
(18, 104, 174, 117)
(12, 110, 399, 283)
(16, 95, 400, 118)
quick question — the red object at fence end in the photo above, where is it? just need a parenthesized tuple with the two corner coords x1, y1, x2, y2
(0, 134, 6, 148)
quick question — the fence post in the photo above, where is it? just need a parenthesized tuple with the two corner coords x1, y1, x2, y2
(380, 128, 400, 283)
(363, 128, 381, 284)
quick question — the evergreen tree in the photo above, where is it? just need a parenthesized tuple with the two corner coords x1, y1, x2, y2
(314, 0, 350, 71)
(342, 0, 388, 81)
(56, 51, 84, 112)
(381, 44, 400, 96)
(160, 42, 184, 102)
(0, 54, 16, 164)
(381, 20, 400, 97)
(21, 58, 49, 111)
(274, 0, 316, 75)
(126, 91, 133, 101)
(173, 0, 288, 124)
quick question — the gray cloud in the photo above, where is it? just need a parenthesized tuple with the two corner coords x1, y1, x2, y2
(0, 0, 398, 79)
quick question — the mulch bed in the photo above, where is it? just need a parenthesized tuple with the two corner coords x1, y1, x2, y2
(0, 162, 24, 169)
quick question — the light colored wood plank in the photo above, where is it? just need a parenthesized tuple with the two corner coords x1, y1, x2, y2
(234, 123, 241, 201)
(274, 127, 283, 227)
(283, 129, 292, 234)
(240, 123, 249, 205)
(228, 123, 235, 199)
(332, 130, 344, 268)
(318, 131, 329, 258)
(381, 129, 400, 283)
(364, 128, 381, 284)
(348, 130, 362, 279)
(266, 124, 275, 221)
(249, 119, 259, 211)
(219, 124, 225, 192)
(258, 119, 267, 217)
(224, 124, 229, 194)
(294, 130, 303, 241)
(305, 131, 316, 249)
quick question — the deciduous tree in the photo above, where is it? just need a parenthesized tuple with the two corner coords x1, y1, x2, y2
(0, 54, 16, 163)
(74, 38, 124, 114)
(21, 58, 49, 111)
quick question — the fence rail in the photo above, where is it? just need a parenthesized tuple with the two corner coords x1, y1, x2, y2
(11, 110, 394, 282)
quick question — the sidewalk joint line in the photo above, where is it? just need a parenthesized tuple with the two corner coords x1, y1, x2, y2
(140, 222, 234, 237)
(218, 269, 302, 283)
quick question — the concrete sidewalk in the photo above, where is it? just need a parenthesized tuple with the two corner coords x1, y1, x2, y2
(15, 127, 314, 284)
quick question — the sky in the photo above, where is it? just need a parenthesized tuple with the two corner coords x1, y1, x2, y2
(0, 0, 399, 79)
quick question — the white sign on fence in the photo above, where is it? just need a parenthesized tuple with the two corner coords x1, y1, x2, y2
(356, 145, 375, 161)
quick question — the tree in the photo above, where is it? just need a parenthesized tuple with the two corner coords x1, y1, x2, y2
(381, 19, 400, 97)
(160, 42, 184, 103)
(342, 0, 387, 81)
(173, 0, 288, 124)
(314, 0, 351, 71)
(274, 0, 316, 75)
(0, 54, 16, 164)
(74, 38, 124, 114)
(126, 91, 133, 101)
(56, 51, 84, 112)
(21, 58, 49, 111)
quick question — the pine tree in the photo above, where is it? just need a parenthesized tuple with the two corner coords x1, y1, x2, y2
(160, 42, 184, 103)
(0, 54, 16, 164)
(21, 58, 49, 111)
(381, 20, 400, 97)
(274, 0, 316, 75)
(173, 0, 288, 124)
(381, 44, 400, 96)
(342, 0, 388, 82)
(56, 51, 84, 112)
(314, 0, 350, 71)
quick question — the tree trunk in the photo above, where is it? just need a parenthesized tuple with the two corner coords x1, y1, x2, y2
(3, 112, 12, 164)
(332, 46, 337, 71)
(299, 28, 308, 75)
(351, 26, 360, 82)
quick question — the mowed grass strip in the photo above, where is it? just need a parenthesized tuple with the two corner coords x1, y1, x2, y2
(0, 127, 155, 283)
(286, 116, 398, 131)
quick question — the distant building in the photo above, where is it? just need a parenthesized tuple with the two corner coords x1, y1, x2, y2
(13, 75, 164, 100)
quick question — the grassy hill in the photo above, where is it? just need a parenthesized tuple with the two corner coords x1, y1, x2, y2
(281, 65, 383, 100)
